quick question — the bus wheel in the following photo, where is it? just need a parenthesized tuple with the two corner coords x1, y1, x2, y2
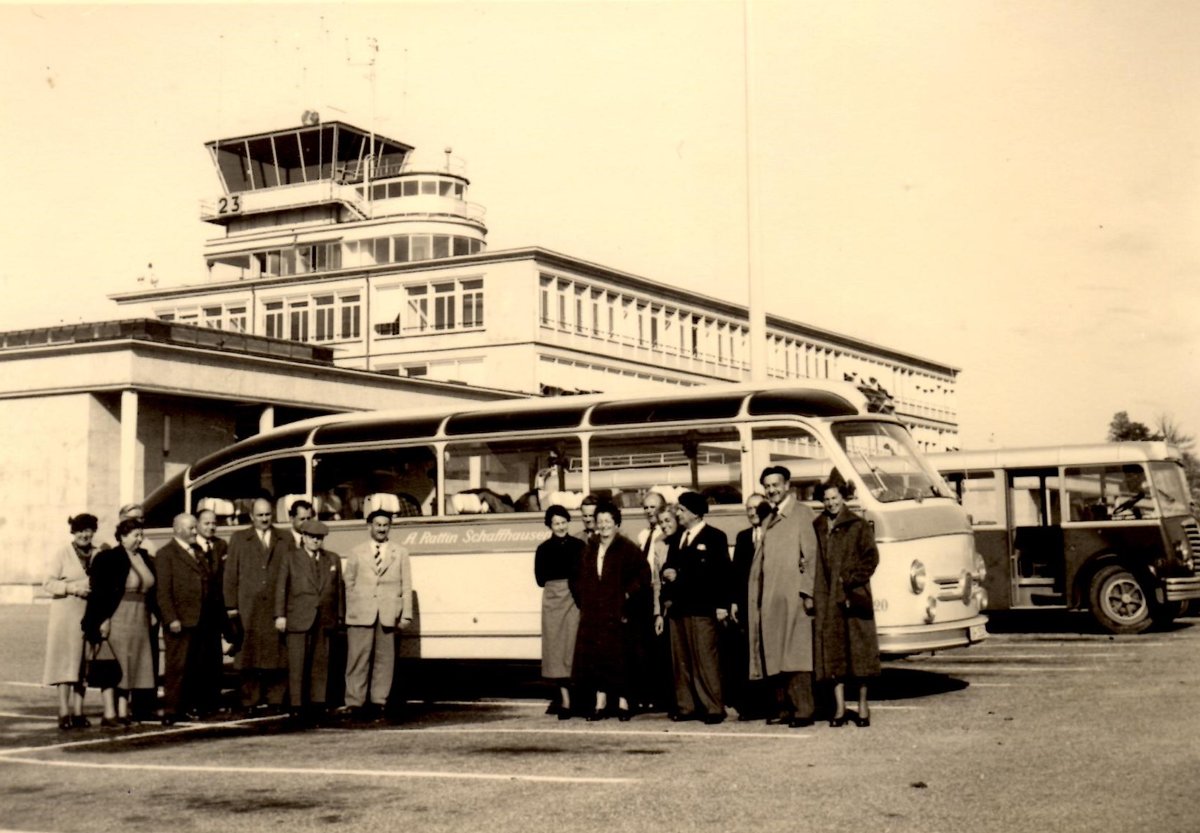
(1088, 565, 1153, 634)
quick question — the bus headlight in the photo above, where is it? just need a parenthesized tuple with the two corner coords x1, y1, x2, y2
(910, 560, 927, 594)
(972, 551, 987, 582)
(961, 570, 974, 600)
(925, 596, 938, 624)
(1175, 539, 1194, 572)
(974, 586, 989, 611)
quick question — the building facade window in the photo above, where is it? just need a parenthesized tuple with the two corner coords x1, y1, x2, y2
(340, 294, 361, 339)
(264, 301, 284, 339)
(288, 299, 309, 342)
(313, 295, 335, 342)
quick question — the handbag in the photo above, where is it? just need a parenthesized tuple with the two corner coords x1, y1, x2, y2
(85, 639, 123, 689)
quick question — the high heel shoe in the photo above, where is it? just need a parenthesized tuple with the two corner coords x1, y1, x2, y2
(557, 708, 572, 721)
(617, 708, 633, 722)
(586, 710, 608, 722)
(70, 715, 91, 729)
(829, 713, 848, 728)
(852, 712, 870, 728)
(57, 715, 72, 730)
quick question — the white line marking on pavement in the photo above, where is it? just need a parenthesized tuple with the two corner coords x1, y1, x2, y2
(0, 712, 56, 722)
(909, 665, 1100, 674)
(0, 682, 42, 689)
(0, 756, 636, 785)
(968, 683, 1020, 687)
(397, 726, 812, 740)
(0, 714, 285, 756)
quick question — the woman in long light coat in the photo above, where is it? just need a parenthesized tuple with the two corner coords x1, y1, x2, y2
(43, 514, 98, 730)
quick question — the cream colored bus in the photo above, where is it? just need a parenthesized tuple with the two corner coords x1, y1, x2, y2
(141, 382, 987, 658)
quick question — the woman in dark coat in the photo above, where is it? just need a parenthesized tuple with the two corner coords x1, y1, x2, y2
(813, 481, 880, 727)
(571, 501, 650, 721)
(82, 518, 158, 728)
(534, 504, 583, 719)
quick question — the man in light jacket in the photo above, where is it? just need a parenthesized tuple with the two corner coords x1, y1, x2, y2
(342, 509, 412, 720)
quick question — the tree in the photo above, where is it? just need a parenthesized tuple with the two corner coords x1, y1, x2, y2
(1107, 411, 1154, 442)
(1107, 411, 1200, 505)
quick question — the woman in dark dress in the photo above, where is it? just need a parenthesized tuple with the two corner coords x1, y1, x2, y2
(82, 518, 157, 728)
(571, 502, 650, 721)
(534, 505, 583, 719)
(813, 481, 881, 728)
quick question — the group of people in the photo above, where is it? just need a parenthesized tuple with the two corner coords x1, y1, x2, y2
(42, 498, 413, 729)
(534, 467, 881, 727)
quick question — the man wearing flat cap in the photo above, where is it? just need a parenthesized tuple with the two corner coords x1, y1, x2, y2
(342, 509, 412, 721)
(660, 491, 732, 723)
(275, 519, 344, 721)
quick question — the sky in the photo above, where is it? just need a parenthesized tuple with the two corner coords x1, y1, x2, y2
(1, 1, 1198, 449)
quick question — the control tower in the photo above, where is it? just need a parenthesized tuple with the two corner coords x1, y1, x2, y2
(200, 119, 488, 282)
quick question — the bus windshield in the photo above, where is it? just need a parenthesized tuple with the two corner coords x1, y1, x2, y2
(832, 421, 951, 503)
(1150, 462, 1192, 517)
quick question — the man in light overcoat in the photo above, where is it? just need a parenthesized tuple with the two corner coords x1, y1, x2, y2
(342, 509, 412, 719)
(747, 465, 819, 727)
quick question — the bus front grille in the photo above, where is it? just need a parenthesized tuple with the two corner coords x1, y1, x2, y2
(1183, 519, 1200, 572)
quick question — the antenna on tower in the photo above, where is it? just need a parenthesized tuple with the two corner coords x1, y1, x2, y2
(444, 147, 453, 172)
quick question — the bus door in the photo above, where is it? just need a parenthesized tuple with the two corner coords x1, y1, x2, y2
(1008, 468, 1065, 606)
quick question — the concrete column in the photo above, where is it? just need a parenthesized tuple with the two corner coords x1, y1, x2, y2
(259, 405, 275, 435)
(118, 389, 139, 506)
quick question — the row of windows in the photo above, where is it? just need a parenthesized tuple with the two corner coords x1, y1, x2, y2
(347, 234, 484, 267)
(232, 234, 485, 281)
(179, 423, 839, 526)
(262, 293, 362, 343)
(362, 176, 466, 201)
(538, 275, 747, 366)
(941, 463, 1162, 528)
(374, 278, 484, 336)
(161, 294, 362, 342)
(161, 304, 248, 333)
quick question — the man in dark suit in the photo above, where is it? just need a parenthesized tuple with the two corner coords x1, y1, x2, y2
(196, 509, 235, 659)
(157, 513, 224, 724)
(223, 497, 289, 713)
(275, 519, 344, 722)
(661, 490, 732, 724)
(727, 493, 768, 720)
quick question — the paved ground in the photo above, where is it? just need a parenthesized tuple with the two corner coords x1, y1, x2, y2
(1, 604, 1198, 833)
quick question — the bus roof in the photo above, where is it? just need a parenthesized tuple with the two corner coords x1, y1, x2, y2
(189, 381, 878, 481)
(929, 442, 1183, 471)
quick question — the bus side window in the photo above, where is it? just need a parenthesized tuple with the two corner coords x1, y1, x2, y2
(191, 456, 308, 526)
(1064, 464, 1155, 522)
(313, 446, 437, 519)
(750, 425, 830, 503)
(960, 471, 1001, 526)
(587, 427, 742, 510)
(443, 437, 582, 515)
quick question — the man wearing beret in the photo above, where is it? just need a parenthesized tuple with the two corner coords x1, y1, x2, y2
(660, 491, 732, 724)
(275, 519, 344, 722)
(342, 509, 412, 722)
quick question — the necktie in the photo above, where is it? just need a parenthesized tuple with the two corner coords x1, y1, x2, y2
(374, 543, 384, 575)
(642, 531, 653, 556)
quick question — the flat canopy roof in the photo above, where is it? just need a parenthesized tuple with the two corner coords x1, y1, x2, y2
(206, 121, 413, 193)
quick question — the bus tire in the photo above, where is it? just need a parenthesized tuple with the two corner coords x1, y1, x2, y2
(1088, 565, 1153, 635)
